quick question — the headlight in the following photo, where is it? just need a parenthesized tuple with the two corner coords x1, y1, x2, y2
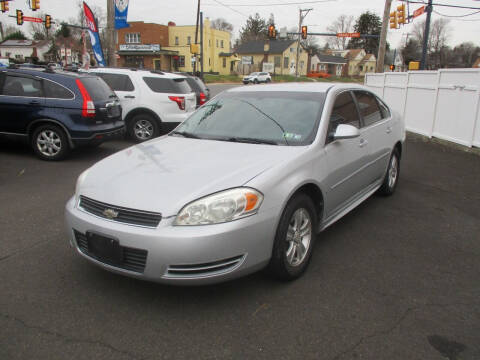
(174, 187, 263, 226)
(75, 169, 90, 202)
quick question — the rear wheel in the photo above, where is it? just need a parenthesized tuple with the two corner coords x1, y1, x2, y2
(268, 193, 317, 281)
(128, 114, 159, 143)
(266, 78, 271, 83)
(31, 124, 70, 161)
(378, 148, 400, 196)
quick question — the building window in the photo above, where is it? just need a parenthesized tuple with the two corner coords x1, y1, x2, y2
(175, 36, 179, 45)
(220, 40, 224, 48)
(178, 56, 185, 67)
(290, 48, 294, 53)
(209, 58, 211, 66)
(125, 33, 141, 44)
(216, 40, 219, 48)
(222, 57, 226, 67)
(274, 56, 281, 67)
(125, 56, 144, 68)
(15, 55, 22, 59)
(209, 40, 211, 47)
(284, 57, 289, 69)
(5, 52, 11, 57)
(300, 61, 304, 69)
(187, 36, 191, 45)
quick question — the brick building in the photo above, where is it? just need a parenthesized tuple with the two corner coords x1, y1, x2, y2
(117, 22, 179, 70)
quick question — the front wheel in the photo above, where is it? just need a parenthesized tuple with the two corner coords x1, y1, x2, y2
(267, 193, 317, 281)
(253, 79, 259, 84)
(378, 148, 400, 196)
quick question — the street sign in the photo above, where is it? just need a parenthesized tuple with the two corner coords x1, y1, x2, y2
(413, 6, 425, 18)
(23, 16, 43, 23)
(336, 32, 360, 38)
(241, 56, 253, 65)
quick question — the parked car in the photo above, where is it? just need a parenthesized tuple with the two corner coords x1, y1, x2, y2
(66, 83, 405, 284)
(88, 68, 196, 142)
(174, 72, 210, 108)
(0, 68, 124, 160)
(243, 72, 272, 84)
(48, 62, 63, 71)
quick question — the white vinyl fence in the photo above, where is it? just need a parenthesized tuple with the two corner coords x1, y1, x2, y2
(364, 69, 480, 148)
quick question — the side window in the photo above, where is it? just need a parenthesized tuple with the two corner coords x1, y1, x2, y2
(327, 91, 360, 140)
(376, 97, 391, 119)
(354, 91, 383, 127)
(2, 75, 43, 97)
(95, 73, 134, 92)
(43, 80, 74, 99)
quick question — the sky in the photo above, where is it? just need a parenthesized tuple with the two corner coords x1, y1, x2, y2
(2, 0, 480, 49)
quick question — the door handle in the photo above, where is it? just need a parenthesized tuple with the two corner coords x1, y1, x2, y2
(359, 138, 368, 148)
(386, 127, 392, 134)
(29, 100, 40, 105)
(124, 95, 135, 99)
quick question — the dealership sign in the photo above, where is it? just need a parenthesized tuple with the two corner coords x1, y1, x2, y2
(241, 56, 253, 65)
(119, 44, 161, 52)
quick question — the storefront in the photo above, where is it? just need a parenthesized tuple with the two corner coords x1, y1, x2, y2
(117, 44, 179, 71)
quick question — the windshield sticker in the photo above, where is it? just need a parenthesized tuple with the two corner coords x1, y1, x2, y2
(284, 132, 302, 140)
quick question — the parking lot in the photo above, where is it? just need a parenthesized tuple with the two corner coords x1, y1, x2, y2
(1, 84, 480, 360)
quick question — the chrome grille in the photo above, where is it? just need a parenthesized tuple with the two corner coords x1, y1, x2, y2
(79, 196, 162, 228)
(165, 255, 245, 278)
(74, 230, 148, 273)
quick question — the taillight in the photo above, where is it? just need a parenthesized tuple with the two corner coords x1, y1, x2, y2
(76, 79, 95, 117)
(199, 92, 207, 105)
(168, 96, 185, 110)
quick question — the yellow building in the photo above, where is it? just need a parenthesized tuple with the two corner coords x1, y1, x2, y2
(235, 40, 309, 76)
(329, 49, 377, 76)
(164, 19, 238, 75)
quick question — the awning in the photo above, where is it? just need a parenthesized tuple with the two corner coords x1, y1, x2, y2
(118, 50, 179, 56)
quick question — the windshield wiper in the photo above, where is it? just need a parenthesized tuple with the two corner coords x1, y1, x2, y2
(223, 137, 280, 145)
(169, 131, 201, 139)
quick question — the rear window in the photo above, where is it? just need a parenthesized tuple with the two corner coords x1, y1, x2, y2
(94, 72, 134, 92)
(185, 77, 207, 93)
(143, 77, 192, 94)
(80, 77, 116, 101)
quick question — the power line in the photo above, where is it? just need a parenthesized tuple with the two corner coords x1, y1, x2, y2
(432, 9, 480, 18)
(210, 0, 249, 17)
(204, 0, 336, 7)
(400, 0, 480, 10)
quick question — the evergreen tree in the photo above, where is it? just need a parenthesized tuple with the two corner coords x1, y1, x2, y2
(238, 13, 268, 44)
(347, 11, 384, 55)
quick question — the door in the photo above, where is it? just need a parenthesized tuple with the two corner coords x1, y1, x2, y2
(352, 90, 393, 184)
(321, 91, 371, 219)
(94, 72, 137, 120)
(0, 72, 45, 134)
(154, 59, 162, 71)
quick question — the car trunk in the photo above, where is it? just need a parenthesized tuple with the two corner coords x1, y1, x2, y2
(79, 77, 122, 123)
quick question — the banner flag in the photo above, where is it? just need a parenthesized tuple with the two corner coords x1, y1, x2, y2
(83, 1, 106, 67)
(114, 0, 130, 29)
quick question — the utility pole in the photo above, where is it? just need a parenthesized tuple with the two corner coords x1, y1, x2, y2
(107, 0, 117, 67)
(295, 8, 312, 77)
(420, 0, 433, 70)
(194, 0, 200, 74)
(200, 11, 204, 80)
(376, 0, 392, 73)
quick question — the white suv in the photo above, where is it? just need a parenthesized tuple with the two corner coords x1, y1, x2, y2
(242, 72, 272, 84)
(88, 68, 196, 142)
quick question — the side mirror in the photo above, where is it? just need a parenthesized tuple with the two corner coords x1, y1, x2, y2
(333, 124, 360, 140)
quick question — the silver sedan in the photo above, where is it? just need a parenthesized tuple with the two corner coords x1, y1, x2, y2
(65, 83, 405, 284)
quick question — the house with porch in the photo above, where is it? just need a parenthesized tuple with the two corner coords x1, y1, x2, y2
(310, 53, 347, 76)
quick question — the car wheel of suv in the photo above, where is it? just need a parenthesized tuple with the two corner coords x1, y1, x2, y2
(128, 114, 159, 143)
(378, 148, 400, 196)
(266, 78, 271, 83)
(254, 79, 259, 84)
(268, 193, 317, 281)
(31, 124, 69, 161)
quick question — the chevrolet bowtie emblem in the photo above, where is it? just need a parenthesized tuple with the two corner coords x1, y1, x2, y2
(103, 208, 119, 219)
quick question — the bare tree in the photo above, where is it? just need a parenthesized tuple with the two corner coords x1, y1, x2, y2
(413, 18, 450, 54)
(326, 15, 354, 50)
(29, 12, 57, 40)
(211, 18, 233, 33)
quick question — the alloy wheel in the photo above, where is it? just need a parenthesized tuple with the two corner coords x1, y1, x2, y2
(134, 119, 154, 140)
(388, 155, 398, 189)
(285, 208, 312, 266)
(36, 130, 62, 157)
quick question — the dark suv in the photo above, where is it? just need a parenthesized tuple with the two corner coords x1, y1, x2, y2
(174, 72, 210, 108)
(0, 67, 124, 160)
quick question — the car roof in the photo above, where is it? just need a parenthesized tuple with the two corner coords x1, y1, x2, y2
(227, 82, 358, 94)
(90, 67, 186, 79)
(4, 67, 94, 80)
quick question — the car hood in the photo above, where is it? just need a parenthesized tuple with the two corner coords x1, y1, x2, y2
(79, 136, 305, 216)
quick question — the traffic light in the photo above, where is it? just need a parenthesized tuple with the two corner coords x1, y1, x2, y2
(301, 26, 307, 39)
(1, 1, 9, 13)
(16, 9, 24, 26)
(389, 11, 397, 29)
(268, 25, 276, 39)
(31, 0, 40, 11)
(389, 64, 395, 71)
(397, 3, 406, 24)
(45, 14, 52, 29)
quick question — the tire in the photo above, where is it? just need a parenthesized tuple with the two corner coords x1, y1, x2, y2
(378, 148, 400, 196)
(128, 114, 159, 143)
(266, 78, 271, 83)
(254, 79, 259, 84)
(267, 193, 317, 281)
(31, 124, 70, 161)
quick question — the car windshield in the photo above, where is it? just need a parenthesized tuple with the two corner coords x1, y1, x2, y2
(249, 72, 258, 76)
(172, 91, 325, 146)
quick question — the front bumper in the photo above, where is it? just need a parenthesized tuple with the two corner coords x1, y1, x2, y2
(65, 196, 279, 285)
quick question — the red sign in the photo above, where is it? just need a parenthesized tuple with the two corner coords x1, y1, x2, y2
(23, 16, 43, 23)
(337, 32, 360, 38)
(413, 6, 425, 18)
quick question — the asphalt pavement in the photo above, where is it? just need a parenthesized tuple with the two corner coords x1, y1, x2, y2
(0, 84, 479, 360)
